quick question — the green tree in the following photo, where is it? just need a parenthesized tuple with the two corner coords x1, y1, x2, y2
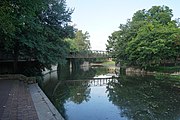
(106, 5, 180, 69)
(66, 30, 91, 52)
(0, 0, 74, 71)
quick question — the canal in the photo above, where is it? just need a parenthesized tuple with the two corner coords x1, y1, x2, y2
(40, 65, 180, 120)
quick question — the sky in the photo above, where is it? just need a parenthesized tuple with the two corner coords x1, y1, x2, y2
(66, 0, 180, 50)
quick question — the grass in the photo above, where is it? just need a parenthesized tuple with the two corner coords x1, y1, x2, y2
(170, 75, 180, 80)
(102, 61, 115, 67)
(155, 72, 180, 81)
(148, 66, 180, 73)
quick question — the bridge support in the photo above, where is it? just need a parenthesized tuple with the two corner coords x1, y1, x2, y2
(67, 58, 80, 71)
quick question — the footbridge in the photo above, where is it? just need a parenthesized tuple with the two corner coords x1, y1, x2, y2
(67, 50, 109, 59)
(0, 50, 109, 62)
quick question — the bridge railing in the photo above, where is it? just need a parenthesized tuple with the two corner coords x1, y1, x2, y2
(0, 52, 14, 60)
(0, 50, 110, 62)
(0, 52, 35, 62)
(67, 50, 109, 58)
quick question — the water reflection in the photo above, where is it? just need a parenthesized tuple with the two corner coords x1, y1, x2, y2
(41, 65, 180, 120)
(107, 76, 180, 120)
(52, 76, 123, 120)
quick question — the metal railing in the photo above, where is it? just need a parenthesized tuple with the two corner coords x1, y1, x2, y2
(67, 50, 109, 58)
(0, 50, 109, 62)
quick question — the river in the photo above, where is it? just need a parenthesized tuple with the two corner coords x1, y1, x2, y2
(40, 65, 180, 120)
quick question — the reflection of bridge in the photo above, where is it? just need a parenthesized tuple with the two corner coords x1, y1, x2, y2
(58, 77, 118, 87)
(64, 78, 117, 86)
(67, 50, 108, 59)
(52, 77, 119, 96)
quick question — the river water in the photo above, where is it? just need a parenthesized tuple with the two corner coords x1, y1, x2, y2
(40, 65, 180, 120)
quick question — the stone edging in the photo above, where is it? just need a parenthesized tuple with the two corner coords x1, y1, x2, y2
(29, 84, 65, 120)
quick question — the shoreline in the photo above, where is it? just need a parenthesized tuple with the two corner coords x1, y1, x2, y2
(29, 83, 64, 120)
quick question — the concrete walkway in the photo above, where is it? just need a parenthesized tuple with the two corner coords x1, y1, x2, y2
(0, 79, 64, 120)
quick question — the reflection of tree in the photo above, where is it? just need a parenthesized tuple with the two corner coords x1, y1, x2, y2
(50, 83, 69, 119)
(67, 83, 91, 104)
(41, 76, 59, 98)
(107, 76, 180, 120)
(57, 63, 109, 80)
(51, 81, 91, 119)
(94, 67, 108, 76)
(57, 63, 71, 80)
(51, 66, 110, 119)
(41, 63, 114, 119)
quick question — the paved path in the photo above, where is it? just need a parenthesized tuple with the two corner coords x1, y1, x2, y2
(0, 80, 38, 120)
(0, 79, 65, 120)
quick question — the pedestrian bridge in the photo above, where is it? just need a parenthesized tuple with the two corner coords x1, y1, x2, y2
(67, 50, 109, 59)
(0, 50, 109, 62)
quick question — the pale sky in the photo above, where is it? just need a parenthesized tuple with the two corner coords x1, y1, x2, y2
(66, 0, 180, 50)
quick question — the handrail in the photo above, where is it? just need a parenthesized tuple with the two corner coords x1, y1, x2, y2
(0, 50, 109, 62)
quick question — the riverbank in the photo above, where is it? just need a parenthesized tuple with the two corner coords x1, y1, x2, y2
(0, 75, 64, 120)
(90, 61, 115, 67)
(125, 66, 180, 90)
(125, 66, 180, 76)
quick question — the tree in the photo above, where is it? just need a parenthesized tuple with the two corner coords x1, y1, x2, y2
(106, 5, 180, 69)
(66, 30, 91, 52)
(0, 0, 74, 71)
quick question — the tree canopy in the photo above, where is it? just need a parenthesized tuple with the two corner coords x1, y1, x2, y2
(66, 30, 91, 52)
(0, 0, 74, 70)
(106, 6, 180, 69)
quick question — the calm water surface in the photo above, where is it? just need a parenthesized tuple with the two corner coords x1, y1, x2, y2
(41, 65, 180, 120)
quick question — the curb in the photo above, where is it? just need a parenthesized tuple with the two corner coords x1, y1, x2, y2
(29, 83, 65, 120)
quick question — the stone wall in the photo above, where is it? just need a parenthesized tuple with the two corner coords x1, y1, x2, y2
(126, 67, 156, 76)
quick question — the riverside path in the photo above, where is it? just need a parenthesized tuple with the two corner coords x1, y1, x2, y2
(0, 78, 64, 120)
(0, 80, 38, 120)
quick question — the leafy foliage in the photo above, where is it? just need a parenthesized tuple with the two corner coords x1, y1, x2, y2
(0, 0, 74, 70)
(66, 30, 91, 52)
(106, 6, 180, 69)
